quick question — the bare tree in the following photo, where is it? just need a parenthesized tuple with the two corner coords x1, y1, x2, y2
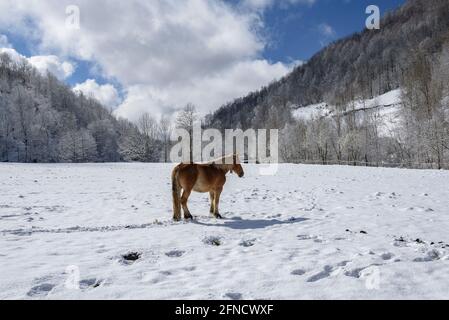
(175, 103, 198, 163)
(159, 115, 172, 162)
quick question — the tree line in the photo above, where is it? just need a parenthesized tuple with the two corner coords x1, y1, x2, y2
(0, 52, 174, 163)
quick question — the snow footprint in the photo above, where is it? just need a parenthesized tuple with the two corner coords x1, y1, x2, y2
(27, 283, 55, 297)
(413, 249, 441, 262)
(380, 252, 394, 261)
(307, 265, 333, 282)
(344, 264, 382, 278)
(297, 234, 323, 243)
(203, 236, 222, 246)
(224, 292, 243, 300)
(239, 239, 256, 247)
(165, 250, 185, 258)
(79, 278, 103, 289)
(291, 269, 306, 276)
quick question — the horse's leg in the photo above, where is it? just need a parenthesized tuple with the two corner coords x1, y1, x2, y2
(213, 188, 223, 219)
(209, 191, 215, 214)
(181, 188, 193, 220)
(173, 188, 182, 221)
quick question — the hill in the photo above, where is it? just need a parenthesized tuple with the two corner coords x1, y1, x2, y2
(207, 0, 449, 128)
(0, 52, 158, 163)
(206, 0, 449, 168)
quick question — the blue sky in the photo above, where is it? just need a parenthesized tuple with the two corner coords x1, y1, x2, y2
(0, 0, 406, 120)
(260, 0, 405, 62)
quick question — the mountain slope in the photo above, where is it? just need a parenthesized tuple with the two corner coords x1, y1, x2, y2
(207, 0, 449, 130)
(0, 52, 153, 163)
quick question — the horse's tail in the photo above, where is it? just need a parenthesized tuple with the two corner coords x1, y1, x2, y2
(172, 166, 182, 220)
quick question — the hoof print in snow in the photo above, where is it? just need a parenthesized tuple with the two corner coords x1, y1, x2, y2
(297, 234, 314, 240)
(203, 236, 222, 246)
(122, 252, 141, 263)
(344, 268, 364, 278)
(80, 278, 102, 289)
(360, 230, 368, 234)
(239, 239, 256, 247)
(27, 283, 55, 297)
(393, 236, 406, 246)
(381, 252, 394, 260)
(413, 250, 440, 262)
(307, 265, 333, 282)
(336, 260, 350, 267)
(291, 269, 306, 276)
(165, 250, 185, 258)
(225, 292, 242, 300)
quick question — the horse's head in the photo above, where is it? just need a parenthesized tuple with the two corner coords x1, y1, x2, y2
(232, 154, 244, 178)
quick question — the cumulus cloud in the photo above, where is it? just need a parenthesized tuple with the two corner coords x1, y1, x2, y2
(115, 59, 290, 121)
(28, 55, 74, 79)
(0, 0, 305, 120)
(73, 79, 120, 108)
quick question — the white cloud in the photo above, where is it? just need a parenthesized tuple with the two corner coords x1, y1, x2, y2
(73, 79, 121, 108)
(0, 0, 301, 120)
(115, 59, 290, 121)
(28, 55, 74, 79)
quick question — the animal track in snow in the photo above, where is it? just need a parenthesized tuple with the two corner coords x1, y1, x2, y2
(225, 292, 243, 300)
(79, 278, 102, 289)
(203, 236, 222, 246)
(307, 265, 334, 282)
(27, 283, 55, 297)
(344, 264, 381, 278)
(291, 269, 306, 276)
(381, 252, 394, 260)
(165, 250, 185, 258)
(297, 234, 316, 241)
(239, 239, 256, 247)
(413, 249, 441, 262)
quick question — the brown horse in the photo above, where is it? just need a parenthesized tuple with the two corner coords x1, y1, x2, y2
(171, 154, 244, 221)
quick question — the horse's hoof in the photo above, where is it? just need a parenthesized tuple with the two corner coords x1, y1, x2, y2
(184, 215, 193, 220)
(214, 213, 223, 219)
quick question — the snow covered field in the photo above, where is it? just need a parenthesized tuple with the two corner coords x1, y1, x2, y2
(1, 163, 449, 300)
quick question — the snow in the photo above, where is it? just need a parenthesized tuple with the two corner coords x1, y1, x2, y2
(1, 163, 449, 299)
(292, 102, 332, 120)
(292, 89, 403, 136)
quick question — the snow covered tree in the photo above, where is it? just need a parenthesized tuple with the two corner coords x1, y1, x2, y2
(175, 103, 198, 163)
(59, 129, 98, 162)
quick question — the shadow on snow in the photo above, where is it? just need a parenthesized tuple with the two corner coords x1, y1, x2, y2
(192, 216, 308, 230)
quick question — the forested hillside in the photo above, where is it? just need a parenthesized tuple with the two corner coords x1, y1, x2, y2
(206, 0, 449, 169)
(0, 53, 162, 163)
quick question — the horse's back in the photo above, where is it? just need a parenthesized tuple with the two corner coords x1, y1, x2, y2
(173, 163, 225, 193)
